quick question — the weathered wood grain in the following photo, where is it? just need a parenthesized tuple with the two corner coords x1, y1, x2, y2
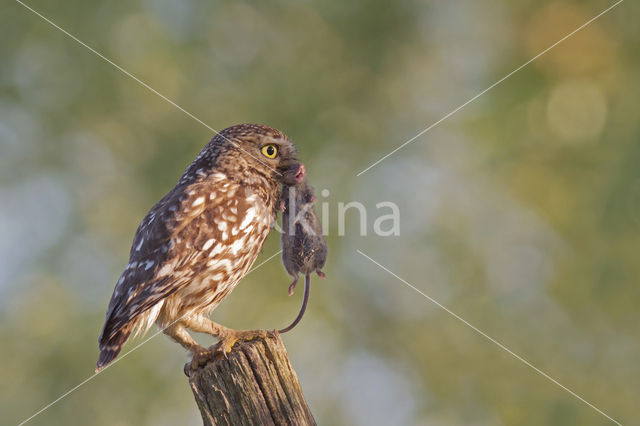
(188, 332, 315, 426)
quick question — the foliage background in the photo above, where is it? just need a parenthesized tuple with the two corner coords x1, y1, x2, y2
(1, 0, 639, 424)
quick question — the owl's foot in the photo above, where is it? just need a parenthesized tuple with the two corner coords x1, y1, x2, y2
(211, 329, 269, 358)
(188, 345, 213, 371)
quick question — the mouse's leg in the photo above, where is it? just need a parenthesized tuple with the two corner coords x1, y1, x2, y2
(288, 274, 299, 296)
(316, 269, 326, 279)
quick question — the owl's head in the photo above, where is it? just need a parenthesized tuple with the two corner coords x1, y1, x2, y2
(205, 123, 305, 186)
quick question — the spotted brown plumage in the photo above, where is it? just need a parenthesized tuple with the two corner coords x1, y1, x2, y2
(97, 124, 305, 371)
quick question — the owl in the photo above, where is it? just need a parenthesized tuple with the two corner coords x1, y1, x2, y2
(97, 124, 305, 371)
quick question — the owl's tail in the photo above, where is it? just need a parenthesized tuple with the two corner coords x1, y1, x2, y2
(96, 323, 133, 372)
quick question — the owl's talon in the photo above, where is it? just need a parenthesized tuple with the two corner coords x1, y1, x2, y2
(189, 346, 213, 370)
(211, 329, 268, 357)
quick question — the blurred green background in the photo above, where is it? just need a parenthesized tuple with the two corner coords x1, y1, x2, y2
(2, 0, 639, 424)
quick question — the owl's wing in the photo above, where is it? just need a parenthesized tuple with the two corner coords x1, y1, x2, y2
(98, 190, 182, 349)
(98, 179, 248, 350)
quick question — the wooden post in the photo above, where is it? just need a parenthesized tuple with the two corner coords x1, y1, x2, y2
(187, 331, 316, 426)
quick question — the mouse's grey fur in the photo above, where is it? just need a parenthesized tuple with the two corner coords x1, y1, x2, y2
(278, 180, 327, 333)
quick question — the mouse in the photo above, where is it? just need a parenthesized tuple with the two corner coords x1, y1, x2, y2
(278, 179, 327, 333)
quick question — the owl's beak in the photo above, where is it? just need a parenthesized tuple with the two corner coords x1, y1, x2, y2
(279, 162, 306, 185)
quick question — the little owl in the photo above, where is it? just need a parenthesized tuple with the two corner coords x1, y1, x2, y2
(97, 124, 305, 371)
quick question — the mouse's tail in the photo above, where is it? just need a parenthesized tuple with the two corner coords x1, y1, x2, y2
(279, 274, 311, 333)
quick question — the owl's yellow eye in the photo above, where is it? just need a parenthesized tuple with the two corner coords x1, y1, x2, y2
(261, 144, 278, 159)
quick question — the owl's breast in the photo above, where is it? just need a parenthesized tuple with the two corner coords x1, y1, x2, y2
(171, 183, 275, 311)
